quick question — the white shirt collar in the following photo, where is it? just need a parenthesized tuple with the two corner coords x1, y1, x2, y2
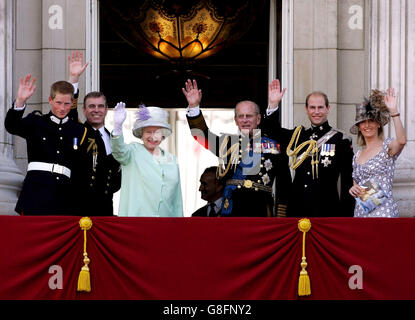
(94, 127, 111, 155)
(50, 114, 69, 124)
(209, 198, 223, 214)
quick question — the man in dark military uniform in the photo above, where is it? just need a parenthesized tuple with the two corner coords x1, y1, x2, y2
(67, 51, 121, 216)
(4, 75, 87, 215)
(182, 79, 292, 217)
(270, 89, 355, 217)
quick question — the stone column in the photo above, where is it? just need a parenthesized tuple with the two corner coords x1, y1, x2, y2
(292, 0, 339, 127)
(369, 0, 415, 216)
(292, 0, 368, 133)
(0, 0, 24, 215)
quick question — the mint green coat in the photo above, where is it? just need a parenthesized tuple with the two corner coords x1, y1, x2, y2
(111, 134, 183, 217)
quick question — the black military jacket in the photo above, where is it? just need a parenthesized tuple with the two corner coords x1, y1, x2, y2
(5, 107, 87, 215)
(273, 121, 355, 217)
(75, 122, 121, 216)
(187, 110, 292, 217)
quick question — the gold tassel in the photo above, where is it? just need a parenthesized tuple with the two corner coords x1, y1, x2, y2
(298, 218, 311, 296)
(77, 217, 93, 292)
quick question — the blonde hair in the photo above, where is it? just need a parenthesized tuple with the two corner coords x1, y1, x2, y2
(356, 123, 384, 146)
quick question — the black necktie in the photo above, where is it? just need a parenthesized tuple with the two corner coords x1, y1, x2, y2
(209, 203, 217, 217)
(94, 130, 105, 150)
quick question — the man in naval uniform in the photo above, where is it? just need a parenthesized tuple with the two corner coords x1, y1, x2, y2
(270, 89, 355, 217)
(67, 51, 121, 216)
(4, 75, 87, 215)
(182, 79, 292, 217)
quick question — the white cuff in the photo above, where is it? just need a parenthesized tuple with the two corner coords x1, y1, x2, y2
(186, 105, 201, 117)
(266, 105, 279, 116)
(72, 83, 79, 95)
(13, 101, 26, 111)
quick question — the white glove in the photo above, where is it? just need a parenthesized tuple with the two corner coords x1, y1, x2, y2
(113, 102, 127, 136)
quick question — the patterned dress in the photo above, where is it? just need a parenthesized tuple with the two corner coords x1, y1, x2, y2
(352, 138, 399, 217)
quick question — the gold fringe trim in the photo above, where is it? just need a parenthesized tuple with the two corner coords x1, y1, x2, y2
(276, 204, 287, 217)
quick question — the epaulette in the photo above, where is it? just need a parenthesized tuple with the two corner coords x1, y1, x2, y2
(31, 110, 43, 116)
(332, 128, 352, 142)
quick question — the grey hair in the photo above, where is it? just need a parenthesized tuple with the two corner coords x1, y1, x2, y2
(234, 100, 261, 116)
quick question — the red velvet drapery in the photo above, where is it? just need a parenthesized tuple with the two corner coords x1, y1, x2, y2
(0, 216, 413, 300)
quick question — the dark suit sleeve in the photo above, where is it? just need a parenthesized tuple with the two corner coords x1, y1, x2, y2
(338, 136, 355, 216)
(186, 111, 221, 157)
(5, 107, 35, 138)
(70, 124, 90, 192)
(260, 109, 294, 146)
(68, 90, 82, 123)
(191, 205, 208, 217)
(260, 109, 294, 216)
(109, 156, 122, 193)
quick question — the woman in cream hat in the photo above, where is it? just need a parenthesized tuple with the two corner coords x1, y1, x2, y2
(110, 102, 183, 217)
(348, 88, 406, 217)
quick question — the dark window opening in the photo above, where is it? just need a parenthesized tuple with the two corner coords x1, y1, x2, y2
(99, 1, 280, 112)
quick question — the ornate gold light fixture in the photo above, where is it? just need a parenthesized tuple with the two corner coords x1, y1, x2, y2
(101, 0, 263, 64)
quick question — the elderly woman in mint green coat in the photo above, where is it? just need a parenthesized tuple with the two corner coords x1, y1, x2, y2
(110, 102, 183, 217)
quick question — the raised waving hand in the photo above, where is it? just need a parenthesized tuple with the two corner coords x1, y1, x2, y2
(182, 79, 202, 108)
(16, 74, 36, 108)
(68, 51, 89, 84)
(268, 79, 286, 110)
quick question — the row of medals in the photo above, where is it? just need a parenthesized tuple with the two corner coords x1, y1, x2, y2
(320, 143, 335, 157)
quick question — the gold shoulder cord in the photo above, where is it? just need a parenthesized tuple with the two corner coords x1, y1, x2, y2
(87, 137, 98, 171)
(286, 126, 319, 179)
(217, 136, 239, 179)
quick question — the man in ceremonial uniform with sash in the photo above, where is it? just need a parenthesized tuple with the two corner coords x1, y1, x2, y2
(182, 79, 292, 217)
(269, 88, 355, 217)
(4, 75, 87, 215)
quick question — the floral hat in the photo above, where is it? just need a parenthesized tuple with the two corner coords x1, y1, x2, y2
(132, 104, 172, 138)
(350, 89, 390, 134)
